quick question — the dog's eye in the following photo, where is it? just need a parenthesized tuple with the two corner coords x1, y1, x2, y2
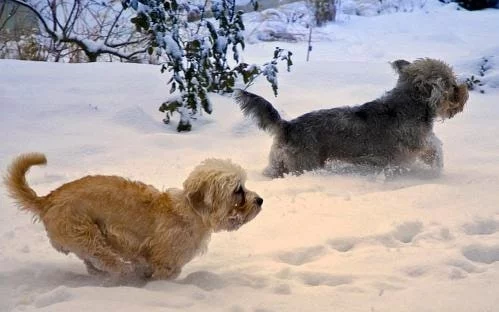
(234, 186, 244, 194)
(234, 185, 246, 206)
(452, 85, 461, 100)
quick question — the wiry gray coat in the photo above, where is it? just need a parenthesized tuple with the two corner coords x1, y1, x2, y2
(235, 58, 469, 178)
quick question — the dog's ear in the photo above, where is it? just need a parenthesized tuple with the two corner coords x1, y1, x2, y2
(183, 177, 213, 216)
(391, 59, 411, 75)
(414, 77, 446, 110)
(427, 79, 446, 109)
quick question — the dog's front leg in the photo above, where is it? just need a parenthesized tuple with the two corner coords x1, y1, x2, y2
(146, 239, 183, 280)
(419, 134, 443, 171)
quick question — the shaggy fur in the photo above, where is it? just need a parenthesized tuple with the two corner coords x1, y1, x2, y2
(4, 153, 263, 280)
(235, 58, 469, 178)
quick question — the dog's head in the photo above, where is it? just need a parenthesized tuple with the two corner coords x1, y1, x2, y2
(391, 58, 469, 119)
(183, 159, 262, 232)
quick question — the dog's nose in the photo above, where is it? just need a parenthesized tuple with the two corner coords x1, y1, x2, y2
(255, 197, 263, 206)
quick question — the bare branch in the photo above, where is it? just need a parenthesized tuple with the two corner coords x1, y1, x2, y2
(65, 0, 83, 36)
(8, 0, 148, 62)
(47, 0, 62, 32)
(106, 37, 148, 48)
(63, 0, 79, 35)
(104, 6, 124, 45)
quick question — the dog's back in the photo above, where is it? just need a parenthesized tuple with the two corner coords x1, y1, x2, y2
(4, 153, 163, 221)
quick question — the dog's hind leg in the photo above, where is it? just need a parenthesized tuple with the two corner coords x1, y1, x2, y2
(45, 212, 134, 277)
(263, 144, 288, 178)
(263, 162, 287, 178)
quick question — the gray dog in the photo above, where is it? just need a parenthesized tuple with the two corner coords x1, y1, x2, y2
(235, 58, 469, 178)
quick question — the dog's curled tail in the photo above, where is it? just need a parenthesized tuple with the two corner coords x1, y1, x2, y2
(234, 89, 284, 135)
(4, 153, 47, 215)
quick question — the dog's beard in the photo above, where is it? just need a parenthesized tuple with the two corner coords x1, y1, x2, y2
(225, 206, 261, 231)
(438, 100, 466, 119)
(438, 84, 468, 119)
(227, 211, 244, 231)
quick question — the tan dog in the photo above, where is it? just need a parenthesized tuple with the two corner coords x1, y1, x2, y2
(4, 153, 263, 280)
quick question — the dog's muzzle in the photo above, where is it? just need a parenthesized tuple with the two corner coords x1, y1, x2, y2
(227, 197, 263, 231)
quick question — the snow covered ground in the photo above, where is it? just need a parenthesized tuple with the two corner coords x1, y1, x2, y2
(1, 2, 499, 311)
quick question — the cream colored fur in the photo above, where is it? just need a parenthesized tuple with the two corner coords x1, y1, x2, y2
(4, 153, 263, 280)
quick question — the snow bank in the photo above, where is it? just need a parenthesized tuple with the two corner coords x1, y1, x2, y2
(1, 3, 499, 312)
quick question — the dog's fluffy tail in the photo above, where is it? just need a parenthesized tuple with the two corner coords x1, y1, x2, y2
(4, 153, 47, 215)
(234, 89, 285, 135)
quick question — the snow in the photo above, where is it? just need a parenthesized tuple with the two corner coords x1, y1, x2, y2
(216, 36, 229, 54)
(1, 1, 499, 311)
(163, 33, 184, 60)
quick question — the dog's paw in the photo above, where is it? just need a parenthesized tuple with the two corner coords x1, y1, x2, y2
(151, 266, 181, 280)
(117, 260, 136, 277)
(84, 259, 109, 276)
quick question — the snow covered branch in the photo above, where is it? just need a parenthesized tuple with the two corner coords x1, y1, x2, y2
(9, 0, 149, 62)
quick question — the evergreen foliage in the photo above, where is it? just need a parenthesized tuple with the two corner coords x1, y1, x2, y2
(123, 0, 293, 131)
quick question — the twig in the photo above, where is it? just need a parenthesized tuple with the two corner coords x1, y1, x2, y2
(306, 24, 312, 62)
